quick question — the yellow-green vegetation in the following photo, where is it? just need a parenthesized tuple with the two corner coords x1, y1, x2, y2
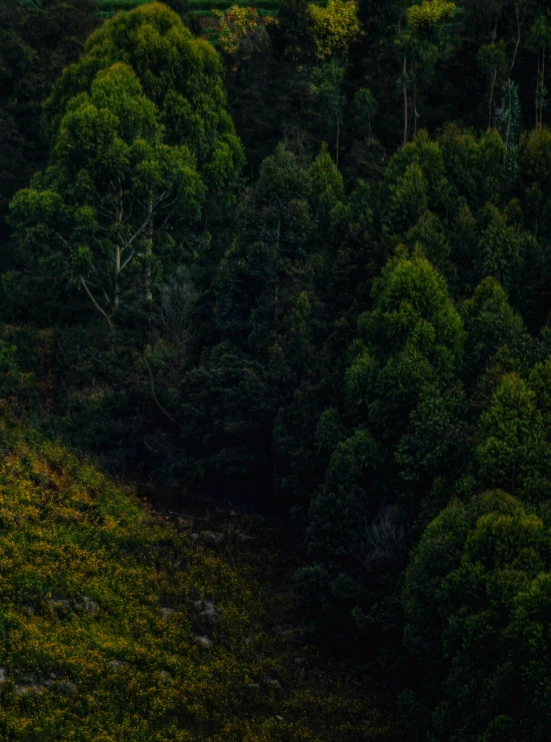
(407, 0, 456, 30)
(309, 0, 360, 60)
(0, 411, 399, 741)
(213, 6, 274, 55)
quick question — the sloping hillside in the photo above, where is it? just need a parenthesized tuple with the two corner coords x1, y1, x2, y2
(0, 409, 399, 741)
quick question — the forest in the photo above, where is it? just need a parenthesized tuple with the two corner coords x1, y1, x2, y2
(1, 0, 551, 739)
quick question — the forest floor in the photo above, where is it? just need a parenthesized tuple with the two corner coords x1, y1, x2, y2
(0, 409, 402, 741)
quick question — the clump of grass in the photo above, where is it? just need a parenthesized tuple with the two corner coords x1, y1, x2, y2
(0, 410, 399, 741)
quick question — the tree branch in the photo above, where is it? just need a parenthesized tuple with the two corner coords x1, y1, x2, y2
(120, 250, 135, 272)
(143, 354, 179, 427)
(80, 276, 114, 333)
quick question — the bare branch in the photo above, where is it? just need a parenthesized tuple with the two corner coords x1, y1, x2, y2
(52, 230, 70, 248)
(143, 354, 179, 427)
(124, 215, 151, 249)
(80, 276, 114, 333)
(120, 250, 135, 272)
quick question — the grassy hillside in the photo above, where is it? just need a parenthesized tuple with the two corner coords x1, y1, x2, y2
(0, 409, 400, 741)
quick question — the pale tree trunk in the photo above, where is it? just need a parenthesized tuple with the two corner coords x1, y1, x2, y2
(413, 62, 419, 137)
(113, 183, 123, 310)
(487, 9, 500, 129)
(275, 215, 280, 310)
(542, 51, 546, 129)
(144, 201, 153, 304)
(505, 78, 512, 146)
(144, 354, 178, 426)
(402, 53, 409, 146)
(336, 116, 340, 169)
(114, 244, 120, 309)
(489, 67, 497, 129)
(505, 0, 521, 149)
(538, 50, 546, 129)
(536, 53, 541, 129)
(80, 276, 114, 334)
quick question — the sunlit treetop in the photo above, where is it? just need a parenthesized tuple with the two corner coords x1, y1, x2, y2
(43, 2, 244, 200)
(309, 0, 361, 60)
(407, 0, 456, 30)
(213, 6, 276, 57)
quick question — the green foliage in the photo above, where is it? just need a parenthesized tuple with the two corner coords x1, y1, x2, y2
(439, 127, 508, 209)
(7, 3, 551, 738)
(0, 413, 399, 741)
(43, 2, 244, 202)
(352, 88, 378, 138)
(403, 490, 551, 741)
(307, 431, 373, 562)
(395, 383, 469, 482)
(0, 0, 98, 240)
(382, 131, 452, 232)
(406, 210, 451, 278)
(360, 249, 464, 383)
(177, 343, 275, 491)
(302, 248, 464, 640)
(316, 407, 348, 454)
(385, 163, 429, 234)
(518, 127, 551, 238)
(475, 204, 529, 293)
(0, 342, 38, 408)
(306, 143, 346, 232)
(213, 5, 270, 56)
(310, 61, 347, 162)
(475, 373, 551, 499)
(478, 42, 508, 78)
(351, 246, 464, 452)
(462, 277, 532, 382)
(10, 61, 205, 327)
(407, 0, 456, 30)
(309, 0, 360, 60)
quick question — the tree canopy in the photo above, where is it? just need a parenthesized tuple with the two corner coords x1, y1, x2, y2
(4, 0, 551, 738)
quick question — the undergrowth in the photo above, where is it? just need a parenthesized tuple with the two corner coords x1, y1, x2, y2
(0, 410, 399, 741)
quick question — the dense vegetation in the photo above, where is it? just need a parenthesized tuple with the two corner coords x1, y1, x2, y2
(0, 412, 398, 740)
(2, 0, 551, 738)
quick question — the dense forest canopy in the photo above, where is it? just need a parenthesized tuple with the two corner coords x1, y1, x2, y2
(2, 0, 551, 739)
